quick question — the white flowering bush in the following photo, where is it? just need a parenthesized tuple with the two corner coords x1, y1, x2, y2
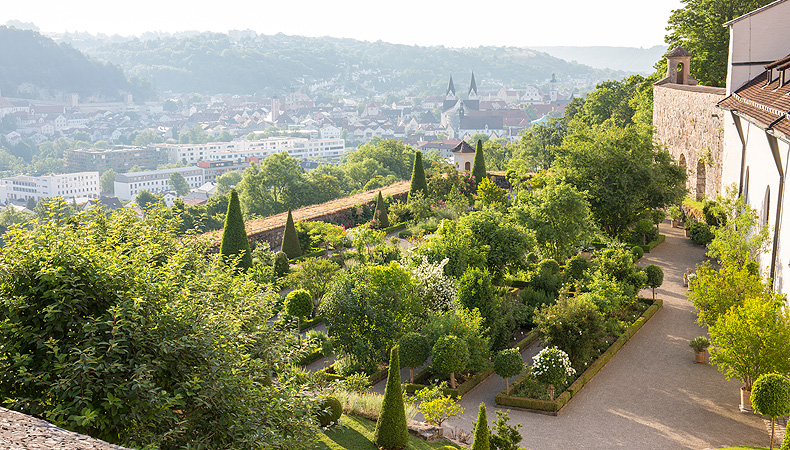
(405, 255, 457, 312)
(531, 347, 575, 399)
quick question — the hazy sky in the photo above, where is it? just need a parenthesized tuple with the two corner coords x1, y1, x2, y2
(1, 0, 684, 48)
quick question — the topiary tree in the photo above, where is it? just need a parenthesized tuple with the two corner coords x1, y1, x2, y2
(281, 209, 303, 259)
(373, 191, 390, 229)
(284, 289, 313, 341)
(751, 373, 790, 450)
(219, 189, 252, 272)
(645, 264, 664, 300)
(315, 395, 343, 427)
(432, 334, 469, 389)
(471, 402, 490, 450)
(273, 251, 290, 277)
(399, 332, 430, 383)
(635, 218, 654, 245)
(531, 347, 576, 400)
(631, 245, 644, 260)
(494, 348, 524, 395)
(472, 139, 487, 184)
(374, 346, 409, 450)
(408, 151, 428, 202)
(650, 209, 666, 230)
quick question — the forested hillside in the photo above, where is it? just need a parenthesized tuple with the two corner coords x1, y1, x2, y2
(62, 32, 626, 95)
(532, 45, 667, 74)
(0, 27, 153, 101)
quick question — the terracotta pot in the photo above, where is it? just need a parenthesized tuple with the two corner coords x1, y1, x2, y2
(671, 220, 680, 228)
(694, 350, 707, 363)
(685, 229, 691, 237)
(740, 387, 753, 412)
(580, 251, 592, 260)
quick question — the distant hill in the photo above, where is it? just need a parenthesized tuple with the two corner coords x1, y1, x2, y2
(0, 26, 153, 101)
(531, 45, 668, 75)
(59, 32, 627, 96)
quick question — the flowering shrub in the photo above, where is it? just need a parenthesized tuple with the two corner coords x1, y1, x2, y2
(406, 256, 458, 312)
(531, 347, 575, 400)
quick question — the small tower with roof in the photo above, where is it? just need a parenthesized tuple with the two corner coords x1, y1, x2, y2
(665, 47, 698, 85)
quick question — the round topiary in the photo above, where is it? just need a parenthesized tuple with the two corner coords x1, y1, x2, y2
(494, 348, 524, 395)
(273, 251, 290, 277)
(751, 373, 790, 449)
(285, 289, 313, 319)
(316, 395, 343, 427)
(526, 252, 539, 264)
(631, 245, 644, 260)
(565, 255, 590, 281)
(537, 258, 561, 275)
(399, 332, 430, 383)
(432, 335, 469, 389)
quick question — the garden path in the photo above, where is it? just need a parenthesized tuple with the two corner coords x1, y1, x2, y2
(442, 222, 769, 450)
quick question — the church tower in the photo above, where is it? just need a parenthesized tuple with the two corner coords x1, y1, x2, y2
(443, 75, 458, 111)
(466, 72, 479, 110)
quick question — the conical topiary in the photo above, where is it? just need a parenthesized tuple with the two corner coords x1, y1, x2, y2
(373, 191, 390, 229)
(219, 189, 252, 271)
(471, 402, 490, 450)
(374, 346, 409, 450)
(408, 151, 428, 202)
(472, 139, 487, 184)
(281, 209, 302, 259)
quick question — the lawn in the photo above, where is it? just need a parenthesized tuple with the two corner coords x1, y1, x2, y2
(319, 415, 461, 450)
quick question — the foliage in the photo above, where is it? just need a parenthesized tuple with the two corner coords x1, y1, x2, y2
(688, 259, 769, 327)
(273, 251, 290, 277)
(168, 172, 190, 197)
(565, 255, 591, 281)
(411, 220, 487, 279)
(373, 191, 390, 229)
(219, 189, 252, 271)
(411, 383, 464, 427)
(689, 336, 710, 352)
(668, 205, 681, 221)
(316, 395, 344, 427)
(458, 267, 511, 350)
(320, 262, 416, 372)
(285, 257, 339, 307)
(424, 307, 490, 374)
(472, 139, 487, 185)
(409, 151, 429, 202)
(706, 186, 771, 265)
(689, 221, 714, 245)
(514, 117, 566, 170)
(751, 373, 790, 450)
(460, 210, 534, 279)
(709, 296, 790, 391)
(432, 335, 470, 389)
(554, 124, 686, 236)
(0, 208, 316, 450)
(215, 170, 242, 195)
(0, 205, 33, 237)
(404, 256, 458, 313)
(471, 403, 490, 450)
(100, 169, 116, 194)
(281, 209, 303, 259)
(285, 289, 313, 319)
(135, 189, 162, 211)
(645, 264, 664, 299)
(631, 245, 644, 260)
(489, 411, 524, 450)
(399, 333, 430, 383)
(531, 346, 575, 400)
(494, 349, 524, 395)
(374, 347, 410, 450)
(535, 296, 605, 370)
(475, 177, 508, 210)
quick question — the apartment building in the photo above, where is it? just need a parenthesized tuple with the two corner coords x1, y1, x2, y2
(64, 146, 169, 173)
(114, 166, 204, 201)
(0, 172, 100, 203)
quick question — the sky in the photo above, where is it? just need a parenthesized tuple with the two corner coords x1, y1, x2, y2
(1, 0, 685, 48)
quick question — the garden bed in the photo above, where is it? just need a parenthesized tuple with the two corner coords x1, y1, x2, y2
(495, 298, 663, 415)
(315, 363, 390, 386)
(403, 367, 495, 398)
(640, 234, 666, 253)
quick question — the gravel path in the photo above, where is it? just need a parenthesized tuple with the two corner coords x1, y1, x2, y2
(442, 223, 768, 450)
(0, 407, 131, 450)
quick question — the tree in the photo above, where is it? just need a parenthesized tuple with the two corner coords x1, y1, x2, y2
(432, 334, 469, 389)
(688, 259, 769, 327)
(474, 177, 508, 210)
(135, 190, 161, 211)
(494, 349, 524, 395)
(664, 0, 774, 87)
(514, 179, 594, 261)
(281, 209, 302, 259)
(219, 189, 253, 272)
(459, 210, 534, 281)
(408, 150, 428, 202)
(515, 117, 567, 170)
(372, 191, 390, 228)
(471, 403, 490, 450)
(751, 373, 790, 450)
(0, 205, 33, 236)
(472, 139, 487, 184)
(645, 264, 664, 300)
(168, 172, 190, 197)
(489, 411, 524, 450)
(709, 296, 790, 391)
(535, 296, 605, 370)
(236, 162, 275, 218)
(100, 169, 116, 194)
(399, 332, 430, 383)
(215, 171, 242, 195)
(285, 257, 339, 309)
(284, 289, 313, 341)
(424, 307, 491, 374)
(260, 152, 305, 207)
(217, 130, 234, 142)
(374, 346, 409, 450)
(411, 384, 463, 427)
(531, 347, 576, 401)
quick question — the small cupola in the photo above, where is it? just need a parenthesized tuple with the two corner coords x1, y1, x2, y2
(665, 47, 698, 86)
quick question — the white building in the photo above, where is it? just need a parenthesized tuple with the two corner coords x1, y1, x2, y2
(114, 166, 204, 201)
(0, 172, 100, 203)
(158, 137, 346, 164)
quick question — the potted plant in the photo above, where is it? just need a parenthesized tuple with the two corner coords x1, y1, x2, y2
(668, 205, 682, 228)
(683, 268, 695, 287)
(689, 336, 710, 363)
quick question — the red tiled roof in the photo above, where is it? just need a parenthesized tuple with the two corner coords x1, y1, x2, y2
(718, 64, 790, 137)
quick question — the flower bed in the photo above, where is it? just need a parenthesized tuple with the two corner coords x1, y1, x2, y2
(495, 298, 663, 414)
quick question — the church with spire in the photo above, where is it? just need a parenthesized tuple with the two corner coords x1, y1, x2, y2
(442, 73, 480, 112)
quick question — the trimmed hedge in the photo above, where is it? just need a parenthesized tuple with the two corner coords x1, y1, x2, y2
(495, 299, 663, 414)
(292, 248, 328, 262)
(300, 315, 324, 331)
(382, 222, 408, 234)
(314, 363, 389, 386)
(641, 234, 666, 253)
(513, 329, 541, 351)
(404, 367, 495, 398)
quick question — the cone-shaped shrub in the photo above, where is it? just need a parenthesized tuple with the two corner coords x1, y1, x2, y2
(408, 151, 428, 202)
(373, 191, 390, 229)
(219, 189, 252, 271)
(471, 402, 490, 450)
(281, 209, 302, 259)
(374, 346, 409, 450)
(472, 139, 487, 184)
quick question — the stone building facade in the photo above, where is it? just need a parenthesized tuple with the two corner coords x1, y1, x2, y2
(653, 48, 726, 201)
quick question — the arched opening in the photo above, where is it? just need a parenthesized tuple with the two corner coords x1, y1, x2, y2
(743, 167, 750, 203)
(696, 159, 706, 201)
(679, 154, 686, 166)
(464, 161, 471, 171)
(676, 62, 685, 84)
(763, 186, 771, 225)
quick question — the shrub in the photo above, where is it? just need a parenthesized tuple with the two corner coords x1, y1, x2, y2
(458, 267, 507, 349)
(433, 335, 470, 389)
(489, 411, 523, 450)
(374, 347, 409, 450)
(388, 199, 412, 224)
(471, 402, 490, 450)
(281, 209, 303, 259)
(526, 252, 539, 264)
(531, 347, 575, 400)
(285, 289, 313, 338)
(273, 251, 290, 277)
(372, 191, 390, 229)
(399, 332, 430, 383)
(703, 200, 727, 227)
(650, 209, 666, 227)
(494, 349, 524, 395)
(645, 264, 664, 299)
(535, 296, 605, 370)
(472, 139, 487, 184)
(219, 189, 252, 271)
(631, 245, 644, 260)
(689, 222, 714, 245)
(411, 383, 464, 427)
(316, 395, 343, 427)
(424, 307, 490, 374)
(751, 373, 790, 449)
(565, 255, 590, 281)
(408, 151, 429, 202)
(782, 428, 790, 450)
(689, 336, 710, 352)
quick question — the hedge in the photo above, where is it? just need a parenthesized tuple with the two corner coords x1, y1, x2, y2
(382, 222, 408, 234)
(315, 363, 389, 386)
(640, 234, 666, 253)
(291, 248, 328, 262)
(495, 298, 663, 414)
(404, 367, 495, 398)
(513, 329, 541, 351)
(300, 315, 324, 331)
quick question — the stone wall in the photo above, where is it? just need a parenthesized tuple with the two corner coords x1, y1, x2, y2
(653, 83, 726, 201)
(0, 407, 131, 449)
